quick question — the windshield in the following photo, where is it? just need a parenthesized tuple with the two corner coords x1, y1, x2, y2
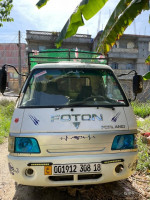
(20, 68, 128, 108)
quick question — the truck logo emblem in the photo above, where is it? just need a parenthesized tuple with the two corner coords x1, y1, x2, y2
(111, 112, 121, 122)
(73, 122, 80, 129)
(29, 115, 40, 125)
(51, 114, 103, 129)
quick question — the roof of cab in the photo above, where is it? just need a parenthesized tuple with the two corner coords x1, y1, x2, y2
(31, 62, 112, 71)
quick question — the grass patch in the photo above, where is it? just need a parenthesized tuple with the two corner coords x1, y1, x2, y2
(137, 117, 150, 132)
(136, 117, 150, 174)
(131, 101, 150, 118)
(130, 100, 150, 173)
(0, 100, 15, 144)
(136, 135, 150, 174)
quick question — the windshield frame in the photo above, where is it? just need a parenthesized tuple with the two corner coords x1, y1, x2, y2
(18, 67, 129, 108)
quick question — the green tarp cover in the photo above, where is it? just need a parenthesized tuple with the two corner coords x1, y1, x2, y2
(29, 49, 107, 70)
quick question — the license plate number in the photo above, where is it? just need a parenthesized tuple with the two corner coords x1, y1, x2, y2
(52, 163, 101, 175)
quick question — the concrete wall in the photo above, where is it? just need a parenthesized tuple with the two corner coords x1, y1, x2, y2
(93, 33, 150, 76)
(0, 43, 27, 67)
(0, 43, 28, 92)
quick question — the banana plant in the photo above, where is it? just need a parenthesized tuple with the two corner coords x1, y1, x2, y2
(96, 0, 150, 54)
(36, 0, 108, 48)
(143, 72, 150, 80)
(55, 0, 109, 48)
(143, 55, 150, 80)
(36, 0, 149, 53)
(145, 55, 150, 65)
(95, 0, 133, 53)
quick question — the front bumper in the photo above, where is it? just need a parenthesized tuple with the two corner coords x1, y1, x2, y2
(8, 152, 137, 187)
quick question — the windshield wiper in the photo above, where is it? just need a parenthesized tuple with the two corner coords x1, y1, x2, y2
(68, 99, 116, 109)
(55, 107, 65, 111)
(54, 101, 85, 111)
(97, 105, 115, 110)
(55, 102, 115, 111)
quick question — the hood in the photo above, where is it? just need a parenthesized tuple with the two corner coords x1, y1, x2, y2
(14, 107, 129, 133)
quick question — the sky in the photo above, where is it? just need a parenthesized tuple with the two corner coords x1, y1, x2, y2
(0, 0, 150, 44)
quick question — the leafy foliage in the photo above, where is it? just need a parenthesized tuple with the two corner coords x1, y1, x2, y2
(55, 0, 108, 48)
(134, 103, 150, 174)
(0, 0, 13, 27)
(137, 117, 150, 133)
(143, 56, 150, 80)
(49, 0, 149, 51)
(143, 71, 150, 81)
(145, 55, 150, 65)
(0, 100, 15, 144)
(96, 0, 150, 54)
(36, 0, 50, 9)
(96, 0, 132, 52)
(131, 101, 150, 118)
(136, 135, 150, 174)
(136, 116, 150, 174)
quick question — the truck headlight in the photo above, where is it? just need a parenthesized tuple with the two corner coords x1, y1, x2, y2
(15, 137, 40, 153)
(111, 134, 136, 150)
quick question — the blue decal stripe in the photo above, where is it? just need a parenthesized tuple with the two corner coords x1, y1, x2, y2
(29, 115, 40, 125)
(111, 112, 121, 122)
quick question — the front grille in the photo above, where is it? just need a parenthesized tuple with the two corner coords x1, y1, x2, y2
(78, 174, 102, 180)
(48, 174, 102, 182)
(49, 175, 73, 181)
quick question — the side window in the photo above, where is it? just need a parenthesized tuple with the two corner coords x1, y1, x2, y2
(127, 42, 135, 49)
(39, 46, 46, 51)
(106, 76, 123, 100)
(111, 62, 118, 69)
(112, 42, 119, 49)
(126, 63, 133, 70)
(22, 77, 35, 103)
(91, 75, 105, 96)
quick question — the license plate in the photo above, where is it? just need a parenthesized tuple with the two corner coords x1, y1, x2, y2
(48, 163, 101, 175)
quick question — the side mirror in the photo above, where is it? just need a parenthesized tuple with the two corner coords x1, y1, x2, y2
(0, 66, 7, 94)
(133, 74, 143, 95)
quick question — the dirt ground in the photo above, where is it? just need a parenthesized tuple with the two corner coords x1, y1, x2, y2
(0, 94, 17, 102)
(0, 140, 150, 200)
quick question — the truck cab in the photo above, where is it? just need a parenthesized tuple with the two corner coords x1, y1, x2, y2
(7, 60, 138, 186)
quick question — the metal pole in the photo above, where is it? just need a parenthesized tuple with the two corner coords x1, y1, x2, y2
(18, 30, 22, 89)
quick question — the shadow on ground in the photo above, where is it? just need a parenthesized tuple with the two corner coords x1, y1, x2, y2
(13, 179, 143, 200)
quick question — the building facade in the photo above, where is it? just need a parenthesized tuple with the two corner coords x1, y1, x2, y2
(93, 33, 150, 76)
(26, 30, 93, 52)
(93, 33, 150, 100)
(1, 30, 150, 99)
(26, 30, 150, 77)
(26, 30, 150, 100)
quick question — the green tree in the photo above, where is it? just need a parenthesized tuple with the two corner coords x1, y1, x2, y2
(0, 0, 13, 27)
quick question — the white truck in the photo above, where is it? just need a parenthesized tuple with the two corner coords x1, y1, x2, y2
(0, 50, 143, 186)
